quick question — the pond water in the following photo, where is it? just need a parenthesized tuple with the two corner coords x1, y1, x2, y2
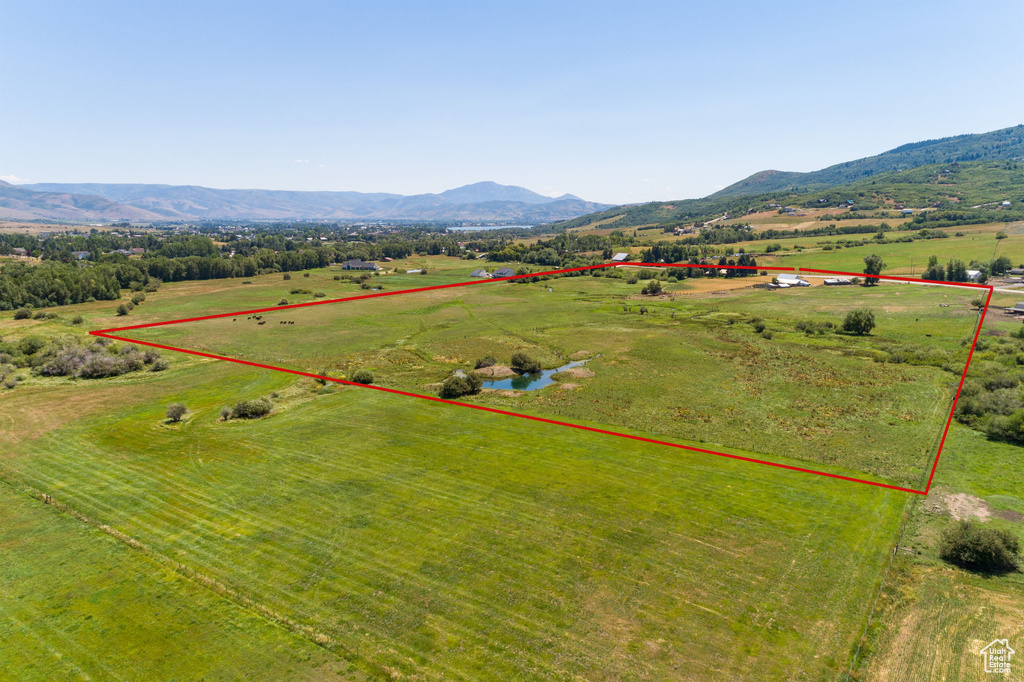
(482, 358, 594, 391)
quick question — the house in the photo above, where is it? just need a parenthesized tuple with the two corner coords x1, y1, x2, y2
(777, 273, 811, 287)
(71, 251, 90, 260)
(471, 269, 492, 278)
(823, 277, 852, 285)
(340, 259, 380, 271)
(129, 247, 145, 256)
(493, 267, 515, 278)
(11, 247, 27, 256)
(1002, 200, 1012, 207)
(901, 208, 914, 215)
(967, 270, 983, 282)
(612, 253, 630, 262)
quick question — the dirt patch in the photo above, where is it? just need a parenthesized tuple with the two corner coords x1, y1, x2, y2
(994, 509, 1024, 522)
(570, 350, 591, 360)
(474, 365, 515, 378)
(555, 367, 595, 379)
(558, 383, 579, 390)
(945, 493, 992, 522)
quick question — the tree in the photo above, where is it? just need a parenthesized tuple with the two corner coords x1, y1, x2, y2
(165, 403, 188, 422)
(862, 254, 885, 285)
(946, 259, 968, 283)
(971, 296, 987, 309)
(939, 520, 1020, 573)
(439, 373, 482, 398)
(842, 309, 876, 335)
(922, 255, 945, 281)
(510, 352, 541, 374)
(350, 369, 374, 385)
(116, 303, 131, 316)
(642, 279, 663, 295)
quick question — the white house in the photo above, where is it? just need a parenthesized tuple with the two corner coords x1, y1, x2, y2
(471, 269, 492, 278)
(967, 270, 983, 282)
(777, 273, 811, 287)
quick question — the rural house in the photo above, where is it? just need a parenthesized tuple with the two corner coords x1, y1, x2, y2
(967, 270, 984, 282)
(471, 269, 492, 278)
(777, 273, 811, 287)
(11, 247, 27, 256)
(612, 253, 630, 262)
(493, 267, 514, 278)
(341, 259, 380, 271)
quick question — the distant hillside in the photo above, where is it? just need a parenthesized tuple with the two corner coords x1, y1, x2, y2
(0, 181, 162, 222)
(8, 181, 611, 223)
(711, 125, 1024, 197)
(550, 159, 1024, 234)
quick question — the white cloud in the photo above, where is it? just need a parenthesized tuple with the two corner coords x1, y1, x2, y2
(0, 174, 26, 184)
(293, 159, 310, 164)
(318, 163, 325, 167)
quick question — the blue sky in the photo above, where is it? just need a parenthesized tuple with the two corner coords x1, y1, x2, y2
(2, 0, 1022, 204)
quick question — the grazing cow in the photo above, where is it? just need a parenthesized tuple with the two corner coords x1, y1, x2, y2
(259, 321, 265, 325)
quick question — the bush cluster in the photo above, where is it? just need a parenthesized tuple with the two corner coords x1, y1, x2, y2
(0, 336, 166, 384)
(939, 521, 1020, 573)
(229, 398, 273, 419)
(510, 352, 542, 374)
(439, 373, 483, 399)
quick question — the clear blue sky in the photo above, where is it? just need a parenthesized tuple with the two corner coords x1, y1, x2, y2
(2, 0, 1022, 204)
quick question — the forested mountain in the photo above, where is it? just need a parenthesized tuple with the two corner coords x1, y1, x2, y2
(550, 160, 1024, 233)
(711, 125, 1024, 197)
(9, 181, 609, 223)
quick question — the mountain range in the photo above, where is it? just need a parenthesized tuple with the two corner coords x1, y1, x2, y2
(0, 180, 610, 224)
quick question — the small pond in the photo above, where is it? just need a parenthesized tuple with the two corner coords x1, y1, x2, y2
(483, 357, 595, 392)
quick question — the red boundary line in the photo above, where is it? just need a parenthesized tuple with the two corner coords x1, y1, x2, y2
(91, 262, 993, 496)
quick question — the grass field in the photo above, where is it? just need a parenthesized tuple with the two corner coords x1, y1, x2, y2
(0, 258, 1004, 679)
(119, 266, 981, 488)
(0, 482, 347, 680)
(0, 356, 909, 679)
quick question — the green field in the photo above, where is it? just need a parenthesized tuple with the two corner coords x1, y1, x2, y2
(124, 265, 980, 487)
(0, 259, 1002, 679)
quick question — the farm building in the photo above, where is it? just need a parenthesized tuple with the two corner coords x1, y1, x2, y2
(493, 267, 515, 278)
(1008, 303, 1024, 316)
(777, 273, 811, 287)
(823, 278, 852, 286)
(11, 247, 27, 256)
(612, 253, 630, 262)
(1002, 200, 1012, 207)
(471, 269, 492, 278)
(341, 259, 380, 271)
(901, 208, 914, 215)
(967, 270, 984, 282)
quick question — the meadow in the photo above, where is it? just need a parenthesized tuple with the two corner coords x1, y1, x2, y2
(0, 258, 997, 679)
(123, 264, 981, 488)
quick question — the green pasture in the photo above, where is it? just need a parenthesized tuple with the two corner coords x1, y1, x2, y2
(0, 358, 908, 680)
(128, 271, 981, 487)
(0, 483, 347, 681)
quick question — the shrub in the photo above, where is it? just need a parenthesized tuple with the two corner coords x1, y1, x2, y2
(231, 398, 272, 419)
(283, 273, 292, 280)
(350, 369, 374, 385)
(150, 358, 170, 372)
(19, 337, 46, 355)
(313, 292, 326, 298)
(939, 521, 1020, 573)
(333, 275, 341, 280)
(510, 352, 542, 374)
(165, 403, 188, 422)
(996, 231, 1008, 240)
(303, 272, 311, 278)
(278, 298, 289, 305)
(116, 303, 131, 316)
(13, 308, 31, 320)
(752, 321, 767, 334)
(131, 293, 146, 305)
(626, 276, 639, 285)
(842, 309, 876, 335)
(474, 356, 497, 369)
(439, 373, 483, 398)
(971, 296, 986, 309)
(760, 330, 774, 340)
(420, 269, 428, 275)
(642, 279, 663, 295)
(71, 315, 84, 325)
(220, 406, 232, 421)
